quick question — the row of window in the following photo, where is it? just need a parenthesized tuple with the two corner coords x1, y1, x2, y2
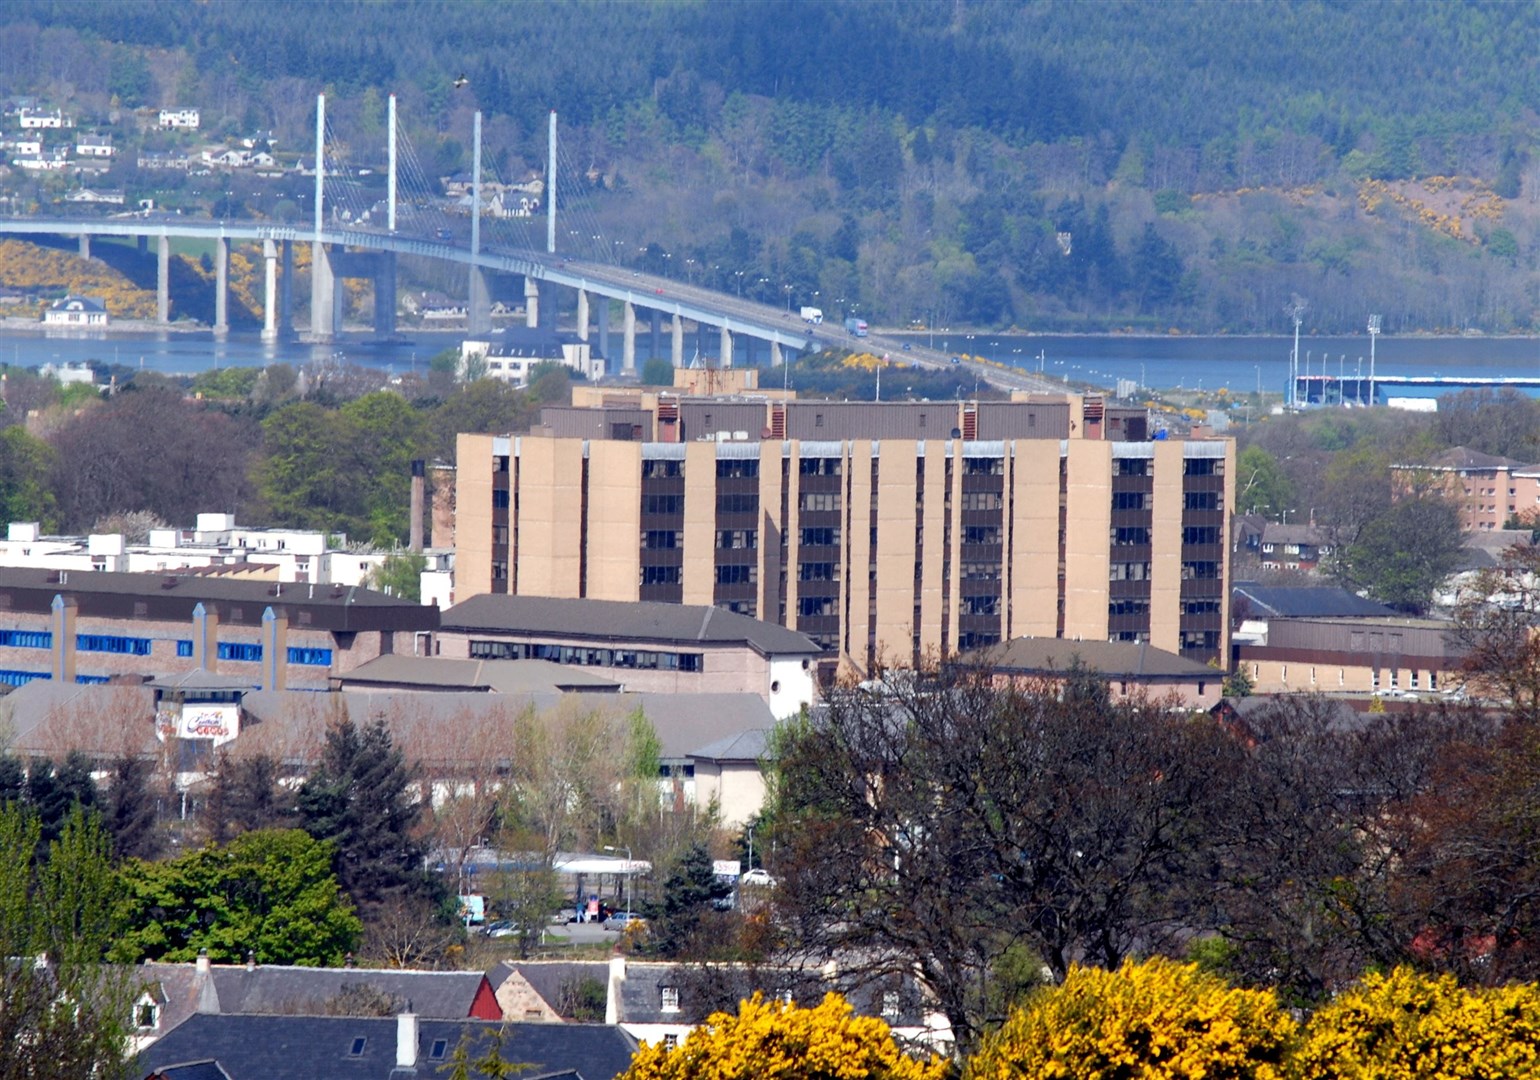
(468, 640, 704, 671)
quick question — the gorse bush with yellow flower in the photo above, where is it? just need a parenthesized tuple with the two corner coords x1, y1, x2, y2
(619, 992, 949, 1080)
(1292, 966, 1540, 1080)
(966, 957, 1295, 1080)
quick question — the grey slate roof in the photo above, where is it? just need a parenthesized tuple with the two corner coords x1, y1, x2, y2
(488, 961, 611, 1017)
(135, 1014, 639, 1080)
(143, 1062, 233, 1080)
(337, 656, 621, 694)
(973, 638, 1216, 679)
(193, 963, 490, 1017)
(441, 595, 820, 657)
(1259, 523, 1331, 547)
(689, 729, 771, 764)
(1233, 582, 1396, 619)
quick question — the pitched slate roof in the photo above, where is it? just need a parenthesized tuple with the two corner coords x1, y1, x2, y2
(205, 963, 492, 1018)
(1417, 446, 1529, 472)
(689, 729, 771, 764)
(488, 961, 611, 1018)
(441, 595, 820, 657)
(337, 656, 621, 694)
(1233, 582, 1396, 619)
(135, 1014, 639, 1080)
(972, 638, 1216, 679)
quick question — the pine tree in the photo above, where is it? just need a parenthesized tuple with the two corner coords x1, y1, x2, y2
(651, 843, 734, 958)
(102, 755, 161, 860)
(299, 718, 425, 908)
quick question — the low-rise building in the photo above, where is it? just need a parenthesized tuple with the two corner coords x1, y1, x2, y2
(158, 107, 201, 130)
(1234, 616, 1463, 697)
(460, 326, 604, 384)
(436, 594, 820, 718)
(41, 295, 109, 327)
(18, 107, 66, 129)
(972, 636, 1224, 709)
(74, 133, 113, 157)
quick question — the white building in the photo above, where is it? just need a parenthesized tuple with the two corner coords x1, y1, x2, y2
(459, 326, 605, 385)
(158, 108, 200, 130)
(0, 514, 406, 590)
(42, 295, 109, 327)
(18, 108, 65, 129)
(75, 134, 114, 157)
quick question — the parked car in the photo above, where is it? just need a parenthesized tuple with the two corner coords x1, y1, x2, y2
(481, 920, 520, 938)
(606, 911, 645, 931)
(741, 868, 777, 887)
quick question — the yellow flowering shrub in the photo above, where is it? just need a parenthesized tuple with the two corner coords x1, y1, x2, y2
(619, 993, 948, 1080)
(965, 957, 1295, 1080)
(1291, 967, 1540, 1080)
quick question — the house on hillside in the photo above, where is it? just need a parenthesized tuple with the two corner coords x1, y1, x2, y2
(158, 108, 200, 130)
(1258, 522, 1333, 571)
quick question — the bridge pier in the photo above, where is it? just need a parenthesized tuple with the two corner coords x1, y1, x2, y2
(213, 237, 229, 337)
(719, 324, 734, 368)
(310, 241, 335, 341)
(468, 267, 491, 336)
(671, 314, 684, 367)
(261, 240, 279, 344)
(622, 301, 636, 373)
(78, 235, 90, 261)
(280, 240, 294, 340)
(597, 298, 610, 364)
(771, 341, 783, 367)
(523, 277, 539, 329)
(137, 235, 147, 256)
(156, 235, 170, 324)
(375, 251, 397, 338)
(576, 288, 589, 341)
(650, 309, 662, 361)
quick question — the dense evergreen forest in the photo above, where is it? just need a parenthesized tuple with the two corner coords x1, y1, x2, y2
(4, 0, 1540, 333)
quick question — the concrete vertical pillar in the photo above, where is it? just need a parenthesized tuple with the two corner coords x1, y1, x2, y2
(576, 288, 590, 341)
(261, 607, 289, 691)
(650, 309, 662, 362)
(719, 324, 734, 368)
(671, 314, 684, 367)
(192, 602, 219, 672)
(622, 300, 636, 373)
(310, 241, 334, 341)
(261, 240, 278, 343)
(523, 276, 539, 328)
(156, 235, 170, 324)
(375, 251, 397, 337)
(771, 341, 783, 367)
(597, 298, 610, 363)
(78, 234, 91, 260)
(51, 594, 76, 685)
(213, 236, 229, 336)
(409, 460, 425, 553)
(280, 239, 294, 339)
(468, 267, 491, 335)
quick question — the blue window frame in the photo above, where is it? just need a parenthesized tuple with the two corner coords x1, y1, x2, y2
(287, 646, 333, 667)
(217, 642, 263, 663)
(0, 630, 51, 649)
(76, 634, 151, 656)
(176, 640, 193, 658)
(75, 674, 110, 685)
(0, 670, 49, 687)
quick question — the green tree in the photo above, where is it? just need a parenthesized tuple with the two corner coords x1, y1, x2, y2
(298, 718, 426, 909)
(1234, 445, 1294, 517)
(364, 550, 427, 602)
(1341, 496, 1462, 613)
(202, 752, 297, 845)
(113, 828, 361, 965)
(649, 842, 734, 958)
(340, 391, 430, 544)
(101, 754, 162, 861)
(0, 425, 59, 528)
(0, 805, 134, 1080)
(641, 357, 675, 386)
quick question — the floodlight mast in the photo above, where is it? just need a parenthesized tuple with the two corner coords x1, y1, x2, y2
(1367, 314, 1381, 407)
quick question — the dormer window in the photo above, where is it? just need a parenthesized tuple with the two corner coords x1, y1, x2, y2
(660, 986, 680, 1013)
(135, 998, 159, 1030)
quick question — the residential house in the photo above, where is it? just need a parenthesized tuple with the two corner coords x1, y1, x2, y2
(135, 1012, 638, 1080)
(18, 107, 66, 128)
(42, 295, 110, 327)
(158, 108, 201, 130)
(1258, 522, 1333, 571)
(64, 187, 127, 206)
(459, 326, 604, 383)
(138, 150, 191, 170)
(969, 636, 1224, 710)
(75, 133, 114, 157)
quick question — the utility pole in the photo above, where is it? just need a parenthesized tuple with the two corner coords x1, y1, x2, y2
(1367, 314, 1381, 407)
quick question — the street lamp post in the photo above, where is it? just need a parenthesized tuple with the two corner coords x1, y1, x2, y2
(603, 844, 632, 916)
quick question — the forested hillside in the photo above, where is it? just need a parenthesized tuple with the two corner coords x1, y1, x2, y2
(4, 0, 1539, 333)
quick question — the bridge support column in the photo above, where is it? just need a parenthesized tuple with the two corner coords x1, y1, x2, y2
(213, 237, 229, 337)
(468, 267, 491, 336)
(374, 251, 397, 338)
(78, 235, 91, 260)
(156, 235, 170, 324)
(770, 341, 783, 367)
(137, 235, 147, 256)
(310, 241, 335, 342)
(671, 314, 684, 367)
(719, 325, 734, 368)
(650, 309, 662, 362)
(597, 298, 610, 363)
(261, 240, 279, 344)
(280, 240, 294, 340)
(576, 288, 589, 341)
(622, 301, 636, 373)
(523, 277, 539, 329)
